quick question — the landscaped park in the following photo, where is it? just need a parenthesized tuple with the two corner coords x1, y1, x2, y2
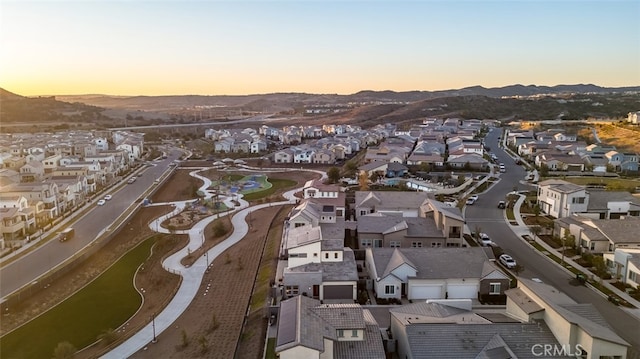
(0, 164, 317, 359)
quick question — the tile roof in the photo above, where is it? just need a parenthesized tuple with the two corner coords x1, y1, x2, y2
(586, 190, 640, 211)
(591, 216, 640, 244)
(286, 248, 358, 281)
(276, 297, 385, 358)
(517, 278, 629, 346)
(355, 191, 431, 210)
(370, 247, 498, 280)
(334, 324, 386, 359)
(357, 215, 443, 239)
(403, 322, 561, 358)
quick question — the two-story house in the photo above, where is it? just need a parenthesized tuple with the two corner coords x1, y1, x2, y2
(506, 278, 629, 359)
(281, 223, 358, 301)
(537, 179, 588, 218)
(275, 296, 385, 359)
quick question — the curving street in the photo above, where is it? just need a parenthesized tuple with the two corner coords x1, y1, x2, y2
(465, 128, 640, 351)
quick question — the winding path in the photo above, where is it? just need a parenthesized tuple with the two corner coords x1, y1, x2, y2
(102, 166, 324, 358)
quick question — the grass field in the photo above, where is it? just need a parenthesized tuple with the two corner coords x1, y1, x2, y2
(580, 124, 640, 153)
(0, 237, 156, 359)
(549, 176, 640, 191)
(242, 178, 297, 201)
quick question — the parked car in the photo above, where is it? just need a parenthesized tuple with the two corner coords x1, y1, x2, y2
(498, 201, 506, 209)
(499, 254, 517, 269)
(466, 195, 479, 205)
(104, 194, 112, 201)
(127, 177, 137, 184)
(479, 233, 492, 246)
(97, 199, 106, 206)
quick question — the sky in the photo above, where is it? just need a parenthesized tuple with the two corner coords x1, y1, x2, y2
(1, 0, 639, 96)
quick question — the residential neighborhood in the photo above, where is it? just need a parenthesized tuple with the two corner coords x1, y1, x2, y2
(3, 113, 640, 359)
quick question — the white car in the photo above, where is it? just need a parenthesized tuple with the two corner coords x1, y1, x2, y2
(479, 233, 492, 246)
(97, 199, 106, 206)
(104, 194, 112, 201)
(499, 254, 517, 269)
(466, 195, 479, 205)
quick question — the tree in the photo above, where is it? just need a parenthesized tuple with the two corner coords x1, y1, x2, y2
(540, 164, 549, 177)
(327, 167, 341, 184)
(419, 162, 432, 173)
(358, 172, 369, 191)
(530, 225, 542, 240)
(457, 175, 466, 186)
(52, 341, 76, 359)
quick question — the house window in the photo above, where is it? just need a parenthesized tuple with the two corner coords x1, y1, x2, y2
(431, 242, 441, 248)
(384, 285, 395, 295)
(390, 241, 401, 248)
(294, 223, 304, 228)
(489, 283, 501, 295)
(337, 329, 344, 338)
(288, 253, 307, 258)
(361, 239, 372, 248)
(448, 226, 461, 238)
(325, 253, 329, 259)
(285, 285, 299, 296)
(590, 242, 595, 250)
(411, 242, 423, 248)
(334, 253, 338, 259)
(313, 253, 318, 257)
(360, 210, 368, 216)
(630, 270, 638, 282)
(572, 197, 585, 204)
(351, 330, 358, 338)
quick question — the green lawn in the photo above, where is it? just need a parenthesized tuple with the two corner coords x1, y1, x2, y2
(265, 338, 277, 359)
(0, 237, 156, 359)
(242, 178, 297, 201)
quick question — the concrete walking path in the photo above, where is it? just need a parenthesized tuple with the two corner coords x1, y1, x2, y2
(102, 166, 321, 358)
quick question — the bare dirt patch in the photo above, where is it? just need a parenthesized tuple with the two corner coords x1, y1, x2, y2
(151, 169, 204, 203)
(129, 206, 284, 359)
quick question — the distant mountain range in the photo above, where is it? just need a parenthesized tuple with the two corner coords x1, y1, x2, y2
(50, 84, 640, 112)
(1, 84, 639, 129)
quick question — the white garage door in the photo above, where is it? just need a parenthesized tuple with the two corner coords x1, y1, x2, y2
(409, 285, 443, 300)
(447, 284, 477, 299)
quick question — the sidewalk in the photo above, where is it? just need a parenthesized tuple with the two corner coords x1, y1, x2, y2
(508, 194, 640, 320)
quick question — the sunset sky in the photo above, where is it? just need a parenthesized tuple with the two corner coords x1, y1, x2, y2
(1, 1, 638, 96)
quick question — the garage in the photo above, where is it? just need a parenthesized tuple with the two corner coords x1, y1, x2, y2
(323, 285, 353, 300)
(409, 284, 443, 300)
(447, 284, 478, 299)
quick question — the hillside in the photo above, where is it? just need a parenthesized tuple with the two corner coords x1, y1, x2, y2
(2, 85, 638, 132)
(0, 88, 107, 125)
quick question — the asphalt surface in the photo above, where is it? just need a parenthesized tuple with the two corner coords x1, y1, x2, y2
(0, 149, 182, 299)
(465, 128, 640, 352)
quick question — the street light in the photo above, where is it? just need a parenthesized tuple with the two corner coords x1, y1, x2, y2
(151, 313, 157, 343)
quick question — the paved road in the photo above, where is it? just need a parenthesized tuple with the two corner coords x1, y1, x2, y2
(0, 150, 182, 300)
(465, 128, 640, 352)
